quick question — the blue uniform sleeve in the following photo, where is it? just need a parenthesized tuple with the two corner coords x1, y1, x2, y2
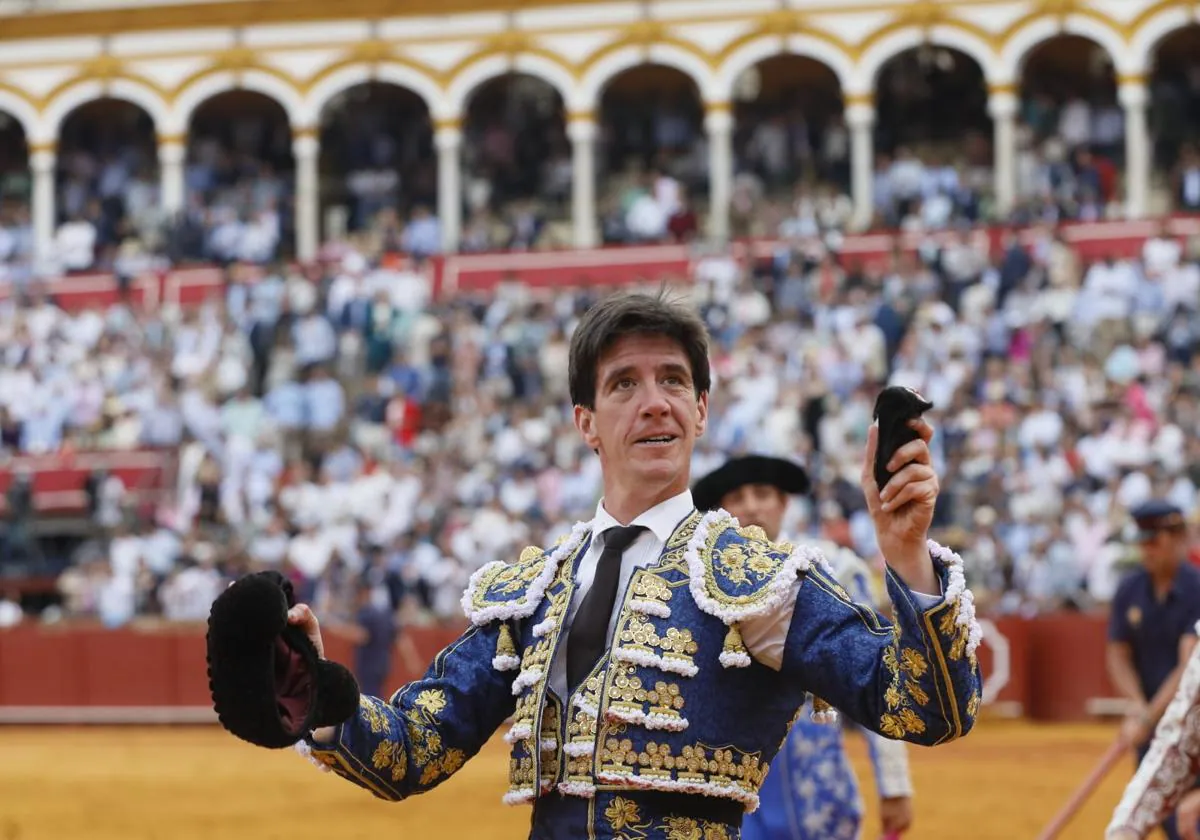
(783, 543, 982, 747)
(305, 622, 517, 801)
(1182, 577, 1200, 633)
(1108, 579, 1132, 643)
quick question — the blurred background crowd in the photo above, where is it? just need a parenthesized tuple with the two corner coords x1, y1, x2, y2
(0, 29, 1199, 636)
(1, 217, 1198, 633)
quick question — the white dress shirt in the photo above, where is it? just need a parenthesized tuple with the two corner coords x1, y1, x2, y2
(546, 489, 944, 701)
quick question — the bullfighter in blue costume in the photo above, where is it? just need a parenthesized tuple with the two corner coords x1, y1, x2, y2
(693, 455, 915, 840)
(274, 292, 981, 838)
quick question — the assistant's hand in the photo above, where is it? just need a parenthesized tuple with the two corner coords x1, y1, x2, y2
(1118, 707, 1152, 750)
(879, 795, 914, 836)
(1178, 788, 1200, 840)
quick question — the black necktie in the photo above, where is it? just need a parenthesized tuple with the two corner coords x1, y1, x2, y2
(567, 525, 646, 692)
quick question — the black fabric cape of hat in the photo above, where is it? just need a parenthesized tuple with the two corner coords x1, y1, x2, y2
(206, 570, 361, 749)
(692, 455, 811, 512)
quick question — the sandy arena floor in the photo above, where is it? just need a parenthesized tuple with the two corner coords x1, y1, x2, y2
(0, 720, 1160, 839)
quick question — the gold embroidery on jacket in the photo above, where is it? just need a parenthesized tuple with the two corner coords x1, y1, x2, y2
(361, 695, 389, 734)
(603, 796, 734, 840)
(510, 755, 535, 788)
(475, 552, 545, 601)
(616, 613, 700, 669)
(938, 600, 978, 664)
(632, 572, 674, 608)
(598, 739, 766, 793)
(360, 696, 408, 782)
(539, 697, 561, 784)
(696, 519, 792, 608)
(879, 638, 932, 739)
(716, 539, 780, 586)
(361, 690, 465, 786)
(606, 661, 687, 728)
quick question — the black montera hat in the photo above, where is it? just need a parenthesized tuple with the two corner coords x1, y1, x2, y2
(692, 455, 810, 512)
(206, 571, 361, 749)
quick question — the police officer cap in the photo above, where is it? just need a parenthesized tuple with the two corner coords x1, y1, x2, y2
(693, 455, 810, 512)
(1130, 499, 1186, 540)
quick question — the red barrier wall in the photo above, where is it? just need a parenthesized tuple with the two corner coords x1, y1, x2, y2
(0, 613, 1123, 721)
(0, 622, 463, 709)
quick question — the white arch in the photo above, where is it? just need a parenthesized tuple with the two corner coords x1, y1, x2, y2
(444, 52, 577, 119)
(715, 34, 854, 102)
(998, 14, 1135, 81)
(0, 89, 39, 144)
(36, 77, 169, 145)
(1130, 6, 1200, 75)
(167, 69, 303, 135)
(300, 62, 443, 126)
(578, 43, 716, 109)
(850, 25, 998, 94)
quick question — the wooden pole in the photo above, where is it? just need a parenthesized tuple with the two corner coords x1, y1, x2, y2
(1034, 738, 1128, 840)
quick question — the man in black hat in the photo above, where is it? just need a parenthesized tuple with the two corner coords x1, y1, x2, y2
(693, 454, 915, 840)
(1107, 499, 1200, 840)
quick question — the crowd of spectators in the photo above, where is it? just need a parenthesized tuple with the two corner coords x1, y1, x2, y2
(0, 208, 1198, 632)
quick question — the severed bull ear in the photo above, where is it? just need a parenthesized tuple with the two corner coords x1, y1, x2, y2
(206, 571, 360, 749)
(872, 386, 934, 493)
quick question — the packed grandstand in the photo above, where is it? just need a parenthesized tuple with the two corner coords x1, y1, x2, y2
(0, 0, 1198, 639)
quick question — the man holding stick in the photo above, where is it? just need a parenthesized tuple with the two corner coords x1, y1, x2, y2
(1106, 499, 1200, 840)
(1108, 619, 1200, 839)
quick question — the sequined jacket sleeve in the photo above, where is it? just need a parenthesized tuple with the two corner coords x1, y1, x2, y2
(781, 541, 983, 748)
(303, 622, 518, 801)
(838, 553, 915, 799)
(1107, 625, 1200, 838)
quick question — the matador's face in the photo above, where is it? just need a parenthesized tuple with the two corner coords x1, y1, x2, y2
(573, 333, 707, 505)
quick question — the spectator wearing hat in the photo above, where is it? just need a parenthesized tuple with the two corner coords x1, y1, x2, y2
(1107, 499, 1200, 840)
(693, 454, 915, 840)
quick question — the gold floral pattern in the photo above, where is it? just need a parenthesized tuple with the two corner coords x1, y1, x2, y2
(716, 540, 779, 586)
(473, 551, 547, 601)
(371, 740, 407, 782)
(602, 795, 735, 839)
(699, 518, 792, 607)
(606, 797, 643, 830)
(663, 816, 703, 840)
(414, 689, 447, 715)
(938, 602, 977, 664)
(880, 644, 932, 739)
(360, 695, 388, 734)
(359, 687, 465, 789)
